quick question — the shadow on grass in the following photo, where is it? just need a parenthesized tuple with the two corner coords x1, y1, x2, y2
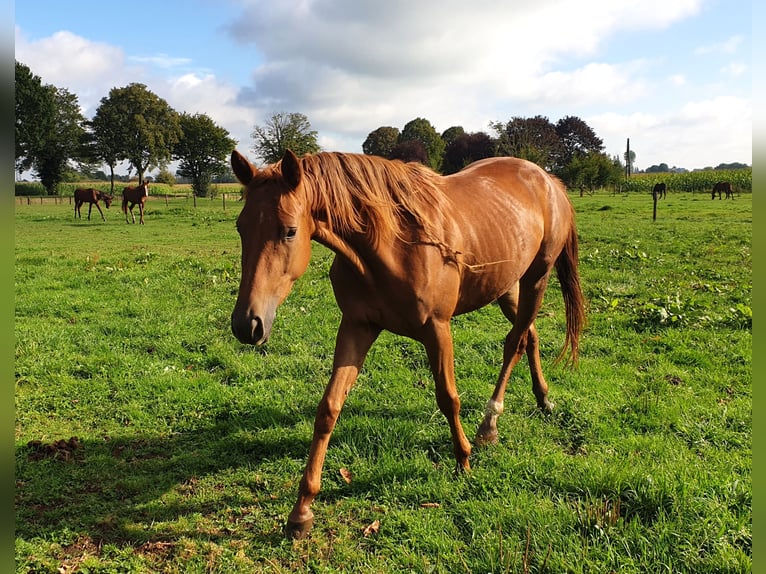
(15, 400, 458, 550)
(15, 405, 317, 547)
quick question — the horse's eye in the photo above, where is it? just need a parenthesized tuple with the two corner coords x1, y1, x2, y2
(284, 227, 298, 241)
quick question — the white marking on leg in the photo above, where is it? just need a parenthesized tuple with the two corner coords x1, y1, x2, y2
(485, 399, 504, 418)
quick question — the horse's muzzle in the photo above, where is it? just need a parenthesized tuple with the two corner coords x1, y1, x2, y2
(231, 312, 269, 346)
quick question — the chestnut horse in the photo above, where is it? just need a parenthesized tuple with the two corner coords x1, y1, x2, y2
(230, 149, 586, 539)
(74, 188, 112, 221)
(122, 181, 150, 224)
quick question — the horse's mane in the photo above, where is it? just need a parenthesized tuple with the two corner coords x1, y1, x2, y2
(291, 152, 447, 245)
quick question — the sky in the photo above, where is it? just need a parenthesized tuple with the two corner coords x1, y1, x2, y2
(14, 0, 752, 173)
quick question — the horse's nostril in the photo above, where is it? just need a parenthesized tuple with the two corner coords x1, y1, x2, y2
(250, 316, 264, 343)
(232, 312, 266, 345)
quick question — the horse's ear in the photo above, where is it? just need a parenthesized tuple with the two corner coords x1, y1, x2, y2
(231, 150, 257, 185)
(281, 149, 302, 190)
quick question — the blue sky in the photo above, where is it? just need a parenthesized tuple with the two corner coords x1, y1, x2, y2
(15, 0, 751, 172)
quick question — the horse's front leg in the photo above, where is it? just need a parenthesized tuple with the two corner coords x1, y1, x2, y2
(422, 319, 472, 472)
(286, 318, 380, 540)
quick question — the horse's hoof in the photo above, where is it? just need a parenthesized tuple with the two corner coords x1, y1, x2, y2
(474, 430, 498, 447)
(540, 399, 555, 414)
(285, 517, 314, 540)
(475, 419, 498, 447)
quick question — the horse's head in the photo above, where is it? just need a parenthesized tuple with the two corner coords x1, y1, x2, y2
(230, 149, 314, 346)
(100, 192, 113, 208)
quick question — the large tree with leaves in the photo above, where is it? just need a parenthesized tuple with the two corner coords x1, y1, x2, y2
(88, 94, 130, 193)
(252, 112, 321, 165)
(174, 113, 237, 197)
(96, 83, 181, 184)
(442, 131, 495, 175)
(399, 117, 445, 172)
(491, 115, 561, 171)
(362, 126, 400, 158)
(554, 116, 604, 171)
(15, 61, 52, 173)
(15, 61, 87, 193)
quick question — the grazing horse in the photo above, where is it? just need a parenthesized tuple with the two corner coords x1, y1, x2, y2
(122, 181, 150, 224)
(74, 188, 112, 221)
(230, 150, 586, 539)
(712, 181, 733, 200)
(652, 182, 666, 199)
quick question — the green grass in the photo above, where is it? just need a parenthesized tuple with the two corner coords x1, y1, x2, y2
(15, 191, 751, 572)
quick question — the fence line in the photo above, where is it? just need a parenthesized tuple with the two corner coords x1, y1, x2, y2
(16, 193, 241, 210)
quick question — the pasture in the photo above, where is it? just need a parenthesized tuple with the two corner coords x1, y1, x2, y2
(15, 190, 751, 572)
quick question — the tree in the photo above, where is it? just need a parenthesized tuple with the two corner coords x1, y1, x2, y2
(89, 92, 131, 194)
(362, 126, 400, 158)
(491, 116, 561, 171)
(174, 113, 237, 197)
(399, 117, 445, 172)
(252, 112, 320, 165)
(35, 87, 89, 193)
(389, 139, 429, 165)
(645, 163, 670, 173)
(441, 126, 466, 147)
(15, 61, 88, 193)
(442, 132, 495, 175)
(15, 61, 54, 174)
(99, 83, 181, 184)
(558, 151, 622, 192)
(554, 116, 603, 171)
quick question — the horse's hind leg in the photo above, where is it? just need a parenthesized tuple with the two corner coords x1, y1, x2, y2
(476, 277, 552, 446)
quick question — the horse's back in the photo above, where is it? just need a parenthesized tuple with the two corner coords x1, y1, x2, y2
(436, 157, 575, 314)
(443, 156, 572, 245)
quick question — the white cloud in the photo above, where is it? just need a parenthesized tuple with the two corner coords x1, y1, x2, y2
(15, 0, 750, 172)
(695, 35, 744, 56)
(129, 54, 194, 69)
(721, 62, 747, 78)
(590, 96, 751, 169)
(14, 27, 136, 115)
(226, 0, 706, 154)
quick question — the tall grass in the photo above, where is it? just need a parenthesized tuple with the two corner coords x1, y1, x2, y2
(15, 190, 751, 572)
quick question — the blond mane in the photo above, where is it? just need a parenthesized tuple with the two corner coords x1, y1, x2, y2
(292, 152, 447, 245)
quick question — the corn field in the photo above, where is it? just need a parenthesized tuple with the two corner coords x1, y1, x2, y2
(621, 168, 751, 195)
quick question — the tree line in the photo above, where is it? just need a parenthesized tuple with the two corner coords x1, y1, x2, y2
(255, 112, 627, 191)
(15, 61, 236, 197)
(22, 58, 742, 199)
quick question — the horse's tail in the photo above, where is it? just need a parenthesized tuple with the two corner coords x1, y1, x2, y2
(121, 194, 127, 213)
(553, 219, 586, 368)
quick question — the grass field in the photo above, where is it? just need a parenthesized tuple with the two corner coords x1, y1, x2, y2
(15, 190, 751, 573)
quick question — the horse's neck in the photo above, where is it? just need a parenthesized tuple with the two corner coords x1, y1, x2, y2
(312, 221, 371, 282)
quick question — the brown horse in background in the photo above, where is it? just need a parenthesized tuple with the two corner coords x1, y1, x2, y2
(122, 181, 150, 224)
(652, 182, 666, 199)
(74, 188, 113, 221)
(712, 181, 733, 199)
(230, 149, 586, 539)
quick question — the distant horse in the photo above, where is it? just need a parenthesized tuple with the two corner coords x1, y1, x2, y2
(652, 182, 666, 199)
(712, 181, 733, 200)
(230, 149, 586, 539)
(122, 181, 150, 224)
(74, 188, 112, 221)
